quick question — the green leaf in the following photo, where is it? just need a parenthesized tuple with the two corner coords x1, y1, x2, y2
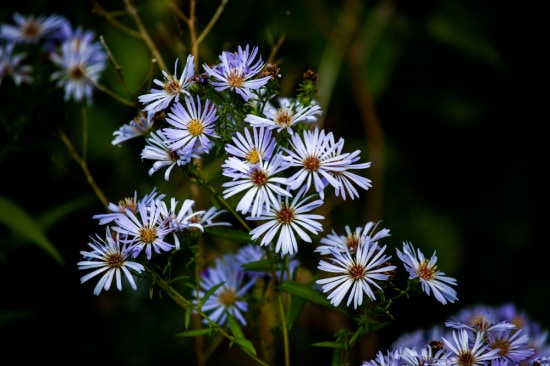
(0, 196, 63, 265)
(312, 341, 345, 349)
(184, 307, 192, 329)
(226, 313, 245, 339)
(175, 328, 212, 337)
(234, 338, 256, 356)
(204, 227, 252, 243)
(36, 194, 95, 230)
(226, 314, 257, 355)
(278, 281, 347, 314)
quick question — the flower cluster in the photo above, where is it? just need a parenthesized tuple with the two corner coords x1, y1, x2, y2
(77, 42, 460, 320)
(362, 303, 550, 366)
(0, 13, 105, 103)
(3, 6, 548, 366)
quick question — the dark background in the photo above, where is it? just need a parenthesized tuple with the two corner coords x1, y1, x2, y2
(1, 0, 548, 364)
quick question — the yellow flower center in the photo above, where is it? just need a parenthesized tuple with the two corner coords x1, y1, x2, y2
(139, 225, 158, 244)
(246, 148, 260, 164)
(187, 119, 204, 136)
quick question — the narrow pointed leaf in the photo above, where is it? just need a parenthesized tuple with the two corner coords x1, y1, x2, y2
(312, 341, 345, 349)
(176, 328, 212, 337)
(0, 196, 63, 265)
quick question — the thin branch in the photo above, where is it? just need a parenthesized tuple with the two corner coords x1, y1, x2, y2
(195, 0, 229, 47)
(59, 128, 109, 210)
(91, 0, 142, 38)
(123, 0, 168, 71)
(99, 35, 135, 98)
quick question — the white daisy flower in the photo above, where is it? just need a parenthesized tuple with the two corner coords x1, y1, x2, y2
(396, 241, 458, 305)
(112, 198, 174, 259)
(49, 26, 106, 104)
(202, 44, 271, 101)
(112, 112, 154, 146)
(224, 126, 277, 166)
(248, 186, 324, 256)
(283, 128, 351, 200)
(316, 239, 395, 309)
(163, 95, 219, 155)
(442, 329, 501, 366)
(77, 227, 145, 296)
(222, 153, 290, 217)
(193, 253, 256, 326)
(245, 97, 322, 135)
(138, 54, 195, 117)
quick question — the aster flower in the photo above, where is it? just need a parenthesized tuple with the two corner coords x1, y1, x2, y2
(0, 12, 68, 45)
(396, 241, 458, 305)
(400, 345, 449, 366)
(157, 197, 204, 250)
(92, 187, 165, 225)
(158, 197, 204, 233)
(486, 327, 534, 363)
(49, 26, 106, 104)
(248, 186, 324, 256)
(224, 126, 277, 166)
(193, 254, 256, 326)
(191, 206, 231, 228)
(330, 146, 373, 200)
(141, 129, 197, 181)
(445, 317, 516, 335)
(112, 198, 174, 259)
(245, 97, 322, 135)
(77, 227, 145, 296)
(202, 44, 271, 101)
(282, 127, 351, 200)
(0, 43, 32, 86)
(442, 329, 501, 366)
(315, 221, 391, 255)
(362, 349, 403, 366)
(222, 153, 291, 217)
(529, 357, 550, 366)
(138, 54, 196, 117)
(162, 96, 219, 155)
(316, 239, 395, 309)
(112, 112, 154, 146)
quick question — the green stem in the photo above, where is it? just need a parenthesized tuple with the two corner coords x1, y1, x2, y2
(276, 287, 291, 366)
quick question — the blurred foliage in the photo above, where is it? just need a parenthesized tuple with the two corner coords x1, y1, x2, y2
(0, 0, 547, 364)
